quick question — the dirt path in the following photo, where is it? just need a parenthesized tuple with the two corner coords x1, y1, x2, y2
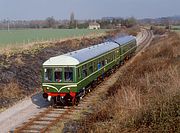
(0, 93, 50, 132)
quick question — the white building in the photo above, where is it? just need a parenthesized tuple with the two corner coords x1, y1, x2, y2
(88, 22, 100, 29)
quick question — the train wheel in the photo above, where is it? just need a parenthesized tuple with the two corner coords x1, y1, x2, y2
(53, 97, 57, 105)
(64, 94, 73, 106)
(75, 97, 80, 106)
(91, 80, 98, 89)
(72, 98, 75, 106)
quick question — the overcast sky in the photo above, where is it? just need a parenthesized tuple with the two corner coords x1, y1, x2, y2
(0, 0, 180, 20)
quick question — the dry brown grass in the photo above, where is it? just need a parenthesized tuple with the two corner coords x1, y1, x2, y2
(14, 55, 25, 66)
(150, 26, 167, 35)
(78, 32, 180, 132)
(0, 82, 25, 109)
(178, 31, 180, 36)
(2, 82, 24, 99)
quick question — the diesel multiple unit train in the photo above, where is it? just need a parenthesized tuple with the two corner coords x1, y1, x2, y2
(42, 35, 137, 105)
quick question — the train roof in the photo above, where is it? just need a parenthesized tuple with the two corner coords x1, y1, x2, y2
(43, 35, 136, 66)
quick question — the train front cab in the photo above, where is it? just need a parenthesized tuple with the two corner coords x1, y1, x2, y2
(42, 66, 78, 105)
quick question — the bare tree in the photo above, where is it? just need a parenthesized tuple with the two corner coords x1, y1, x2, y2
(46, 16, 56, 28)
(69, 12, 76, 28)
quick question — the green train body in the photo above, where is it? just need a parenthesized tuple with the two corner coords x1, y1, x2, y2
(42, 36, 136, 105)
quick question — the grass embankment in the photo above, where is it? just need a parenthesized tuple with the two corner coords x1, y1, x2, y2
(78, 32, 180, 132)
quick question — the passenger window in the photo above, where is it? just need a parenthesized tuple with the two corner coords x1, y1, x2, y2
(54, 68, 62, 82)
(98, 62, 101, 69)
(64, 67, 73, 82)
(108, 57, 111, 62)
(89, 66, 93, 74)
(105, 59, 108, 65)
(44, 68, 52, 82)
(82, 65, 87, 78)
(93, 62, 96, 71)
(102, 60, 105, 66)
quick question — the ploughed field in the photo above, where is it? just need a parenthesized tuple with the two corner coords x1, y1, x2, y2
(0, 29, 107, 47)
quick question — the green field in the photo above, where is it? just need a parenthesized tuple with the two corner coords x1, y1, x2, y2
(157, 25, 180, 30)
(0, 29, 107, 48)
(171, 25, 180, 34)
(172, 25, 180, 29)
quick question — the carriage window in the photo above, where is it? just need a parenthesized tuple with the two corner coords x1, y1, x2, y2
(54, 68, 62, 82)
(105, 59, 108, 65)
(108, 57, 111, 62)
(98, 62, 101, 69)
(110, 54, 113, 61)
(64, 67, 73, 82)
(102, 60, 105, 66)
(44, 68, 52, 82)
(89, 66, 93, 74)
(94, 62, 96, 71)
(82, 65, 87, 78)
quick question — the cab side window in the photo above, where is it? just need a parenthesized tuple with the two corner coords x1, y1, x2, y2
(44, 68, 52, 82)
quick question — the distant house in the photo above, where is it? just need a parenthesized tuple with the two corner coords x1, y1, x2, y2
(116, 23, 122, 29)
(88, 22, 100, 29)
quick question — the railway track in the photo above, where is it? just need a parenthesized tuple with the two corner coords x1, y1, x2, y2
(13, 29, 153, 133)
(14, 106, 74, 133)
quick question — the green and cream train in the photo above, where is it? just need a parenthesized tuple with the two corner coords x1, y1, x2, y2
(42, 35, 136, 105)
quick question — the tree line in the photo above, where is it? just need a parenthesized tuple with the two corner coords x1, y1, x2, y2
(0, 17, 137, 30)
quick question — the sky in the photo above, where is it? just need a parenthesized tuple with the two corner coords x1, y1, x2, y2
(0, 0, 180, 20)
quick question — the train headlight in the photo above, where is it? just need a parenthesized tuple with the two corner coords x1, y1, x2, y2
(67, 88, 70, 90)
(46, 87, 49, 90)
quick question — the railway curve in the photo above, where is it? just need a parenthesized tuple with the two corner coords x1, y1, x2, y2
(0, 29, 153, 133)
